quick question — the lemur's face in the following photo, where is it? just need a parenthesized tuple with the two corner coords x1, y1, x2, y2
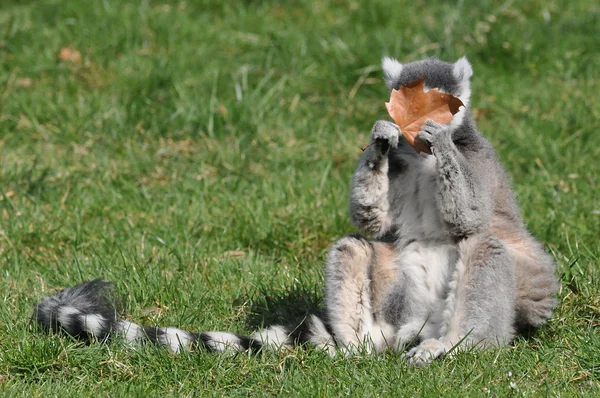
(382, 57, 473, 129)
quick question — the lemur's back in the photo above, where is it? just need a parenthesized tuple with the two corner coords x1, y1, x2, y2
(488, 161, 558, 331)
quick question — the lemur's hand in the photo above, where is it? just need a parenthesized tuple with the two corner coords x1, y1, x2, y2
(370, 120, 400, 154)
(416, 120, 451, 153)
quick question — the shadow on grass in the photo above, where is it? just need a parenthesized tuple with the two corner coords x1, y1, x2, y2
(241, 284, 324, 330)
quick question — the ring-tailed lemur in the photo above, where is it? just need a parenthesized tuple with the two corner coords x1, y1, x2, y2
(32, 56, 558, 365)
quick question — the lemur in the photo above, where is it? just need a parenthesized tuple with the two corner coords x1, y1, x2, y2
(32, 56, 558, 365)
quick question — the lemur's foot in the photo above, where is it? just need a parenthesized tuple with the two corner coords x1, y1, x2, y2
(403, 338, 448, 366)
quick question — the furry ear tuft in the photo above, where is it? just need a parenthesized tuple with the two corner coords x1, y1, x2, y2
(382, 57, 403, 90)
(452, 56, 473, 82)
(451, 56, 472, 109)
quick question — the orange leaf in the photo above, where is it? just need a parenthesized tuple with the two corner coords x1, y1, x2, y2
(58, 47, 82, 63)
(385, 77, 464, 154)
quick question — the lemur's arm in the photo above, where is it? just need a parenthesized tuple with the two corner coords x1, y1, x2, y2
(418, 120, 492, 237)
(349, 121, 398, 237)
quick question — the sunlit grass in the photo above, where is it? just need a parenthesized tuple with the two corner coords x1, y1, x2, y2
(1, 0, 599, 395)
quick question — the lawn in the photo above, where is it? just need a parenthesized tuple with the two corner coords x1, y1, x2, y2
(1, 0, 599, 396)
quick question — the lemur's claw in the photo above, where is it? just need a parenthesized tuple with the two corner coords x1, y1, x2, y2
(371, 120, 400, 153)
(417, 120, 448, 148)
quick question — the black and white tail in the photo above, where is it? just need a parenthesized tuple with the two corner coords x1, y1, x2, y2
(33, 279, 336, 355)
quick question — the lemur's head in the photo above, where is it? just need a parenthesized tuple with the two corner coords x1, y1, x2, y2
(381, 57, 473, 129)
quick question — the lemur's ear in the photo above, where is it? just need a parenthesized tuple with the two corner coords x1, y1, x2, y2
(452, 56, 472, 108)
(382, 57, 403, 91)
(452, 56, 473, 82)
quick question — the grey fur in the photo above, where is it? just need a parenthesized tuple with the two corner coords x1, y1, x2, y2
(328, 56, 558, 363)
(33, 279, 119, 341)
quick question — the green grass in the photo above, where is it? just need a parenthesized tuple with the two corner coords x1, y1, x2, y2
(1, 0, 599, 396)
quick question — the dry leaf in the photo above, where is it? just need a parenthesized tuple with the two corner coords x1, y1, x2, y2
(16, 78, 34, 88)
(140, 306, 163, 318)
(224, 250, 246, 258)
(385, 77, 464, 154)
(58, 47, 82, 63)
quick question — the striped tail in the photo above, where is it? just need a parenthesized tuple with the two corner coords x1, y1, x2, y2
(32, 279, 336, 355)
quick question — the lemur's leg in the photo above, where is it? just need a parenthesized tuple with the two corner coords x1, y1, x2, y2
(417, 120, 491, 237)
(349, 121, 399, 237)
(502, 235, 558, 331)
(325, 235, 397, 354)
(404, 233, 516, 365)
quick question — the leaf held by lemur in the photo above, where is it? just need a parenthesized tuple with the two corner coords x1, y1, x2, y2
(385, 77, 464, 154)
